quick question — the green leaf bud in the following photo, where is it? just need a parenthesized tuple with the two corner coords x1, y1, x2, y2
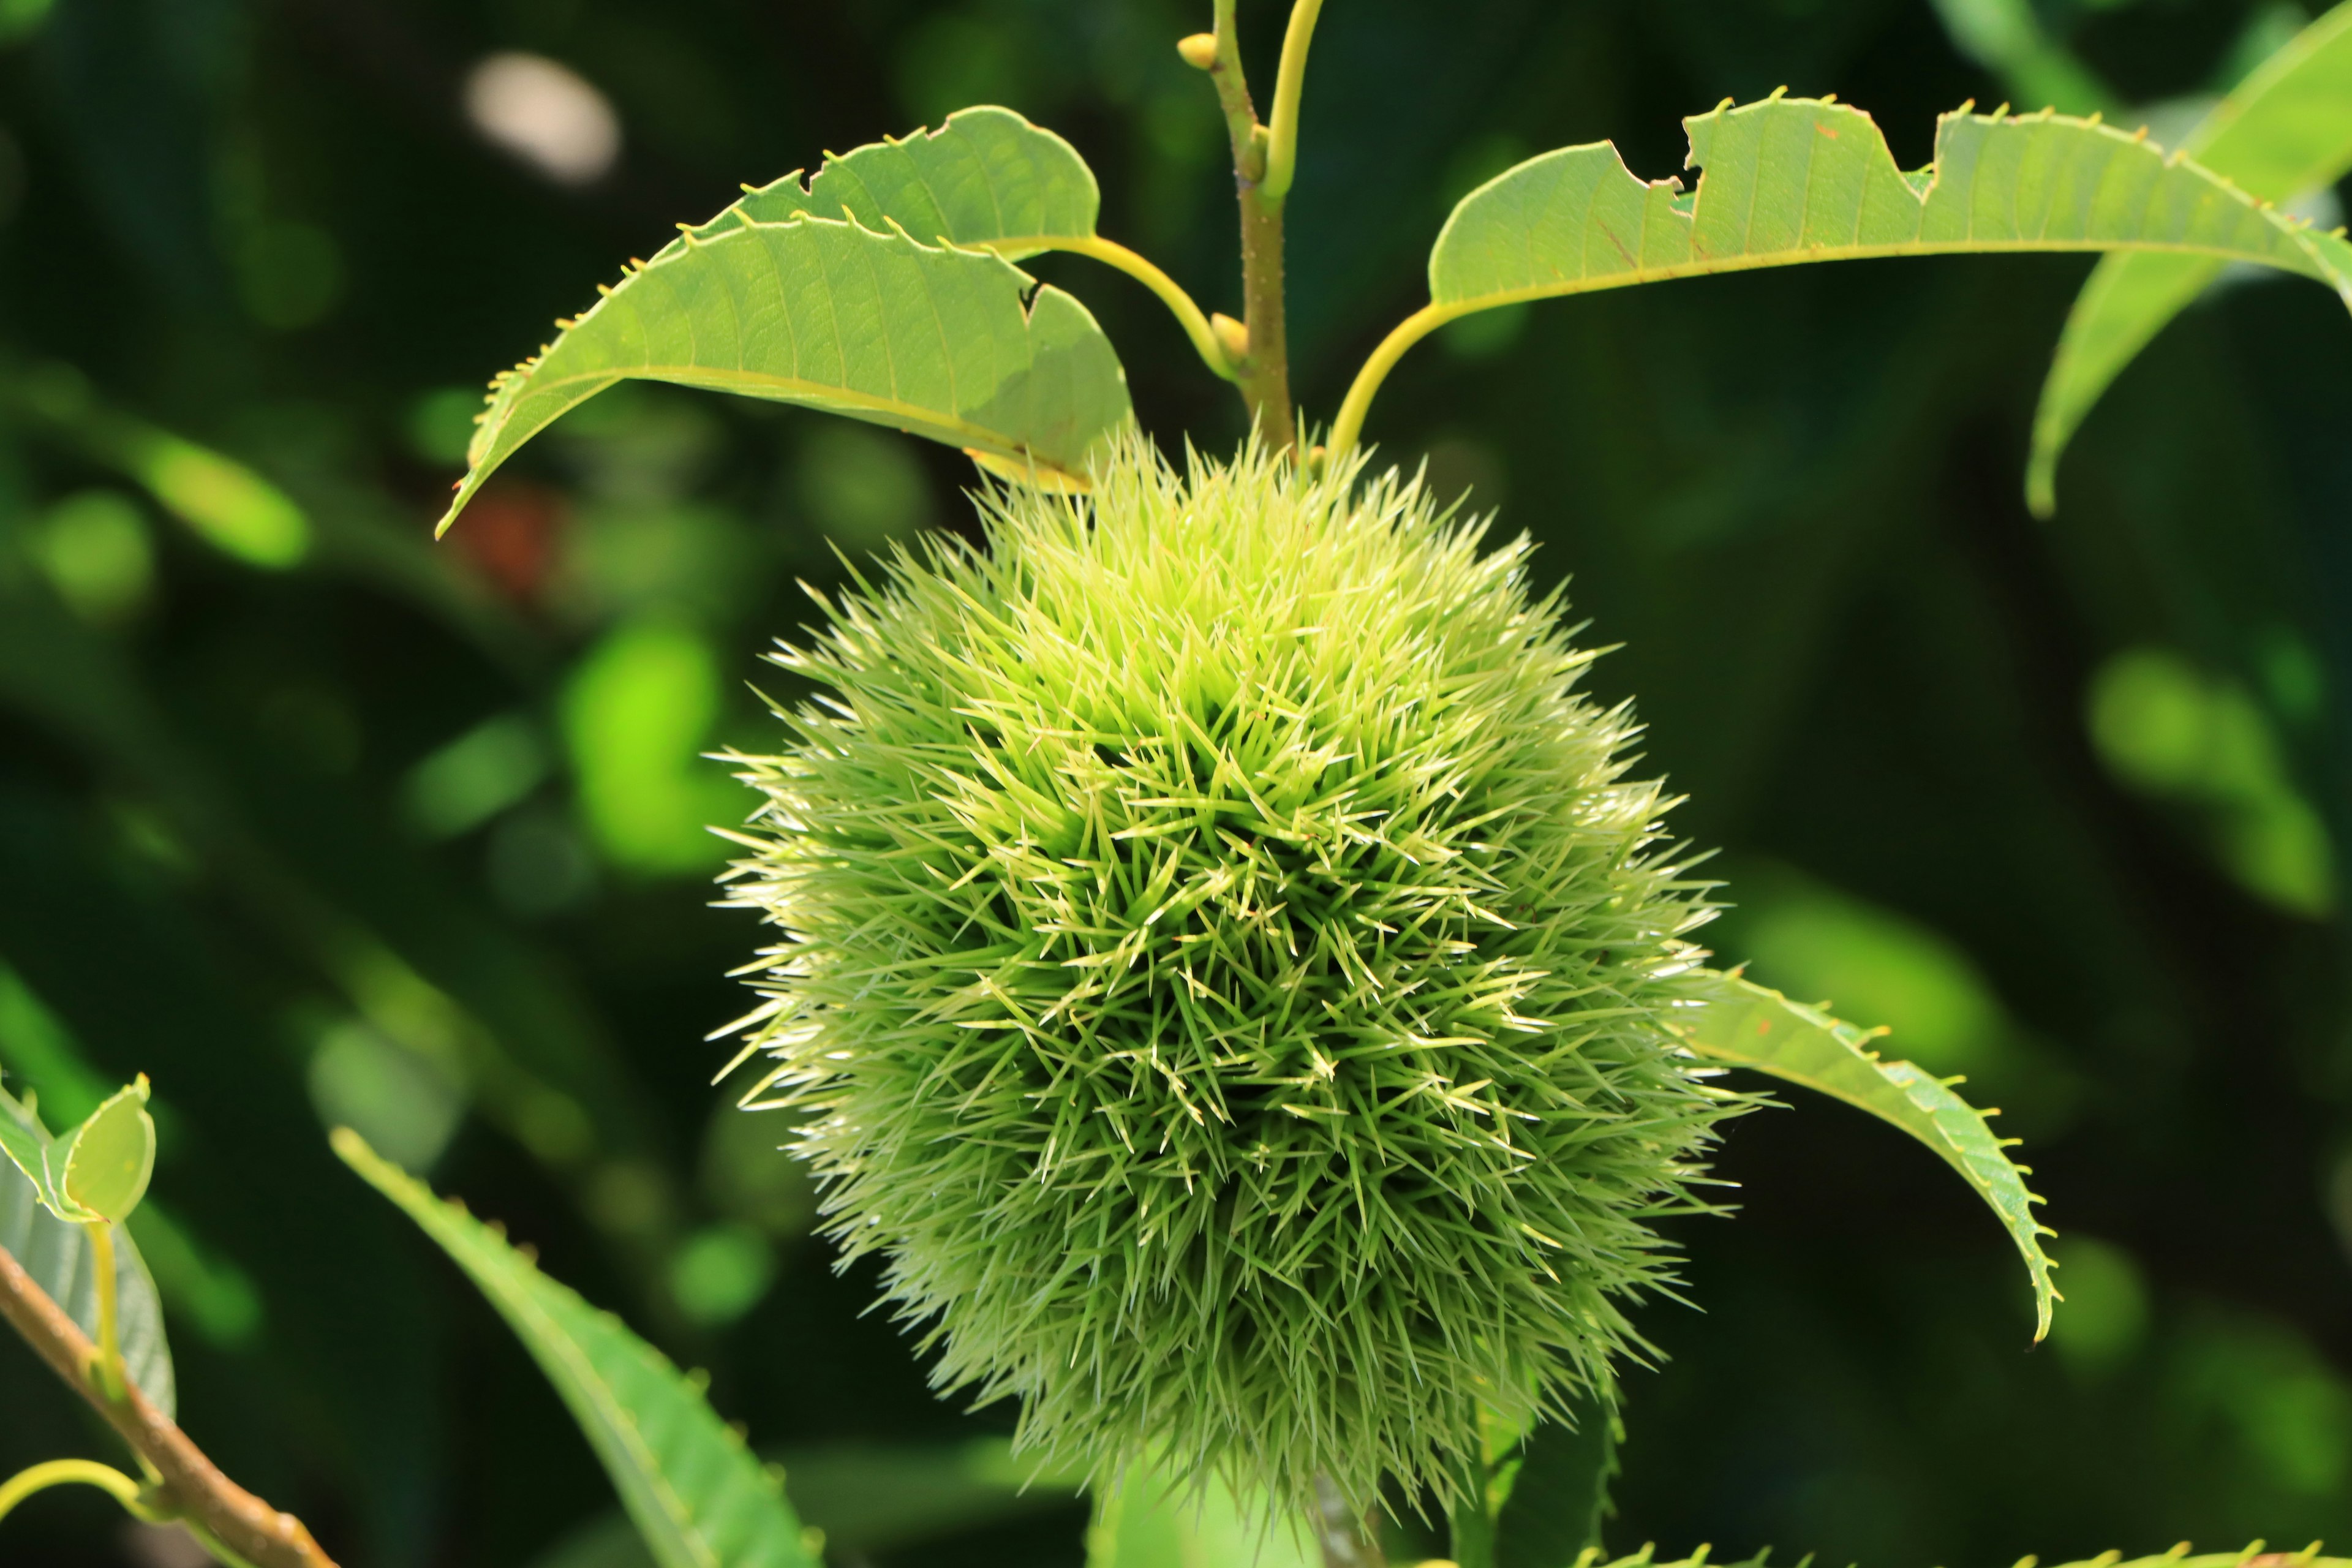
(723, 439, 1746, 1521)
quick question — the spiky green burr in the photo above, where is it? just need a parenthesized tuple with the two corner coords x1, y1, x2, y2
(722, 439, 1743, 1520)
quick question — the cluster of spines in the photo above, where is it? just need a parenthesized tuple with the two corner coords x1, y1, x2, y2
(723, 437, 1746, 1518)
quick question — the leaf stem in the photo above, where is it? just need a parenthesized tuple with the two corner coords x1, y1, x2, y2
(85, 1220, 127, 1406)
(1022, 235, 1238, 382)
(0, 1235, 341, 1568)
(1261, 0, 1324, 202)
(1329, 302, 1466, 459)
(0, 1458, 149, 1525)
(1203, 0, 1298, 450)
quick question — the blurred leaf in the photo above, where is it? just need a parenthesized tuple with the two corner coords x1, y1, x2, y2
(1, 1082, 175, 1415)
(441, 209, 1133, 532)
(684, 105, 1098, 259)
(2086, 647, 2335, 915)
(15, 364, 311, 567)
(526, 1438, 1084, 1568)
(1926, 0, 2120, 116)
(563, 617, 738, 875)
(1085, 1460, 1317, 1568)
(125, 429, 311, 568)
(1494, 1393, 1619, 1568)
(665, 1223, 773, 1328)
(401, 713, 551, 840)
(335, 1129, 817, 1568)
(775, 1437, 1083, 1551)
(2029, 1, 2352, 513)
(1669, 970, 2059, 1341)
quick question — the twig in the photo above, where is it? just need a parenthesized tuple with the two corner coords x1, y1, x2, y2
(1199, 0, 1300, 450)
(0, 1240, 339, 1568)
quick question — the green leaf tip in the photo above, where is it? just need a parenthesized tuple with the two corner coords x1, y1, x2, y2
(333, 1126, 816, 1568)
(435, 106, 1132, 538)
(1666, 970, 2060, 1341)
(722, 434, 1763, 1521)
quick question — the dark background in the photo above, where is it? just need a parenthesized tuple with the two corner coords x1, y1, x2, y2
(2, 1, 2348, 1564)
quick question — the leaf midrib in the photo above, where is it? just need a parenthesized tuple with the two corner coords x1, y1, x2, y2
(1437, 232, 2345, 313)
(507, 364, 1077, 468)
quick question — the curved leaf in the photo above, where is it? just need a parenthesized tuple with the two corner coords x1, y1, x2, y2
(1434, 94, 2352, 306)
(675, 105, 1098, 260)
(441, 213, 1132, 533)
(1, 1083, 175, 1417)
(334, 1128, 815, 1568)
(1664, 970, 2059, 1341)
(1336, 92, 2352, 454)
(2029, 1, 2352, 514)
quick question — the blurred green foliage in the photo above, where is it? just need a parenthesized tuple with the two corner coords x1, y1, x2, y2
(0, 1, 2345, 1566)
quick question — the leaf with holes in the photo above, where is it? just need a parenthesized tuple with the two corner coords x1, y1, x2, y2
(1665, 970, 2059, 1340)
(335, 1128, 816, 1568)
(1336, 91, 2352, 452)
(669, 105, 1098, 260)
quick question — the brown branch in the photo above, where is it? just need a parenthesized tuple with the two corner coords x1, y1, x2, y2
(0, 1239, 339, 1568)
(1204, 0, 1296, 450)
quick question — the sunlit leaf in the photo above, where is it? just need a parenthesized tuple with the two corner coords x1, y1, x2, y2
(1336, 92, 2352, 453)
(1439, 94, 2351, 306)
(334, 1128, 816, 1568)
(58, 1074, 156, 1224)
(674, 105, 1098, 260)
(1, 1083, 176, 1416)
(1665, 970, 2059, 1340)
(2028, 1, 2352, 514)
(440, 207, 1132, 533)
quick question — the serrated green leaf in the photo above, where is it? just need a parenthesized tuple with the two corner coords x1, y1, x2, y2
(1665, 970, 2059, 1341)
(674, 105, 1098, 261)
(440, 212, 1131, 534)
(58, 1074, 156, 1224)
(2029, 1, 2352, 514)
(1439, 94, 2352, 306)
(1336, 92, 2352, 454)
(1, 1083, 175, 1417)
(333, 1128, 815, 1568)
